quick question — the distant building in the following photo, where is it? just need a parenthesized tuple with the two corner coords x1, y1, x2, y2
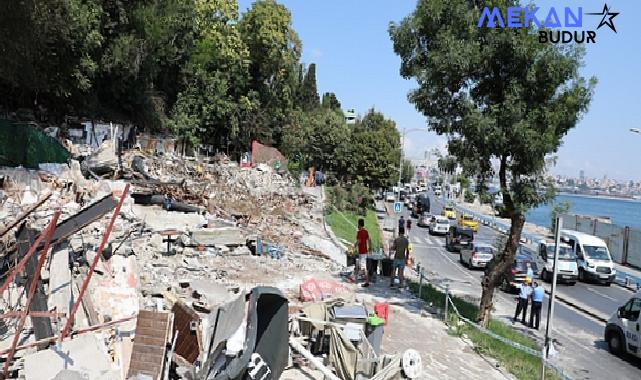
(345, 109, 357, 124)
(579, 169, 585, 183)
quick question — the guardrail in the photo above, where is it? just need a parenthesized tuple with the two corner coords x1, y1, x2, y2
(437, 197, 641, 291)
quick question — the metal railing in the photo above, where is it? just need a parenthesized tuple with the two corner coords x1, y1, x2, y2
(410, 265, 573, 380)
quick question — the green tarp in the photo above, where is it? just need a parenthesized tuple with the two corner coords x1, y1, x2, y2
(0, 119, 70, 168)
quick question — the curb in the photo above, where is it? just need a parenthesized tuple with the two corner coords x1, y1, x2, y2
(549, 291, 607, 323)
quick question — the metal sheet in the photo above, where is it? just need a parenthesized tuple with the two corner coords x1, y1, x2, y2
(49, 194, 118, 245)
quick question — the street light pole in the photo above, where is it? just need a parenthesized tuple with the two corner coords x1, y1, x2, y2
(541, 216, 562, 379)
(397, 129, 405, 202)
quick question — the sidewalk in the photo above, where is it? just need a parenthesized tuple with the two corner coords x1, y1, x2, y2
(355, 281, 513, 380)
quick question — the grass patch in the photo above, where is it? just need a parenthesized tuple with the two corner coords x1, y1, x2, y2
(326, 209, 382, 249)
(408, 279, 561, 380)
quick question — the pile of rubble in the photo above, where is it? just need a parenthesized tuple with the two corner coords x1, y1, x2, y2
(0, 134, 421, 380)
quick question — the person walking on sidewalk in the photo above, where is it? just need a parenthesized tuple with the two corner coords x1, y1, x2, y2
(398, 215, 405, 235)
(390, 229, 410, 287)
(530, 281, 544, 329)
(354, 218, 371, 287)
(406, 218, 412, 234)
(513, 278, 532, 324)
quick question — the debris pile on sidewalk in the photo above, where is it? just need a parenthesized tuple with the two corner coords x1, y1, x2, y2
(0, 133, 424, 380)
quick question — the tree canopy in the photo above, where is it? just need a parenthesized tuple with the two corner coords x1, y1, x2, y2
(390, 0, 595, 324)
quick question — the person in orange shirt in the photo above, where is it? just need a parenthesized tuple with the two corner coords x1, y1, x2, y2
(354, 218, 371, 287)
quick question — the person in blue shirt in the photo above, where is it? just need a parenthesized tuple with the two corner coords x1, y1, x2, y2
(513, 278, 532, 324)
(530, 281, 545, 330)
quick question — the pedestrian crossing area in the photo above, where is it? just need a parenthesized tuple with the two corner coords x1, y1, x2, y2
(409, 234, 444, 248)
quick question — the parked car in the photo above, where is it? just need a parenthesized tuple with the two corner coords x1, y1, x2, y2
(537, 239, 578, 285)
(561, 230, 615, 285)
(445, 226, 474, 252)
(429, 216, 449, 235)
(417, 213, 432, 227)
(460, 242, 494, 269)
(499, 248, 539, 293)
(385, 193, 395, 202)
(458, 214, 479, 232)
(604, 290, 641, 358)
(441, 206, 456, 219)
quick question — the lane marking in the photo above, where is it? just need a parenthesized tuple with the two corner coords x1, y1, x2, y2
(585, 286, 619, 302)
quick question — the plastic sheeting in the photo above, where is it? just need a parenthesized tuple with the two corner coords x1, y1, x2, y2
(0, 119, 70, 168)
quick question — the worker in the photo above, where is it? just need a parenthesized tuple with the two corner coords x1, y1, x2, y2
(390, 229, 410, 288)
(530, 281, 545, 330)
(513, 278, 532, 324)
(353, 218, 371, 287)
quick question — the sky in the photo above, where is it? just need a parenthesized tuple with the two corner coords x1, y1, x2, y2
(238, 0, 641, 182)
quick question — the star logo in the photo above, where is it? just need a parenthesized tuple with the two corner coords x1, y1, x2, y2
(586, 4, 620, 33)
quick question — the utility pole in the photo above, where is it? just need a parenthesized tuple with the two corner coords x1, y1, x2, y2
(397, 129, 404, 202)
(541, 216, 562, 379)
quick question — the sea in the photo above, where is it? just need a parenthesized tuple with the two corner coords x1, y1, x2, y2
(525, 193, 641, 230)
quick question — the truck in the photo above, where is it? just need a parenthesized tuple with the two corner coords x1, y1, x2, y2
(412, 194, 430, 218)
(560, 230, 616, 285)
(604, 290, 641, 359)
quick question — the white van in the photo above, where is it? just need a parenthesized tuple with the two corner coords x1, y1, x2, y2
(560, 230, 616, 285)
(604, 291, 641, 358)
(537, 239, 578, 285)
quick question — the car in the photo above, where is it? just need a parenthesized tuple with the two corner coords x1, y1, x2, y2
(429, 216, 449, 235)
(374, 191, 384, 200)
(385, 193, 395, 202)
(537, 240, 578, 284)
(458, 214, 479, 232)
(499, 248, 539, 293)
(604, 290, 641, 358)
(460, 242, 495, 269)
(445, 226, 474, 252)
(441, 206, 456, 219)
(417, 212, 432, 227)
(412, 194, 430, 218)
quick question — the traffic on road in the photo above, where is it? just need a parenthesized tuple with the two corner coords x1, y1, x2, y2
(378, 186, 641, 379)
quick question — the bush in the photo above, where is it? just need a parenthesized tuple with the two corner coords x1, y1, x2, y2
(326, 183, 371, 214)
(480, 192, 494, 205)
(464, 191, 475, 203)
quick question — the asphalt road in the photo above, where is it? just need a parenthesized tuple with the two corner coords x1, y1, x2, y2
(380, 194, 641, 379)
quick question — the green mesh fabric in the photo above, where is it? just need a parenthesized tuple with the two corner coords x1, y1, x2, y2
(0, 119, 70, 168)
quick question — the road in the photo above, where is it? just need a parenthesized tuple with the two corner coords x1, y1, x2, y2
(379, 194, 641, 379)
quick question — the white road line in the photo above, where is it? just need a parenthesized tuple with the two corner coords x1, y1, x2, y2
(585, 286, 619, 302)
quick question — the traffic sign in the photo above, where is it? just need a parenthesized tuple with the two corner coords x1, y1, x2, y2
(394, 202, 401, 213)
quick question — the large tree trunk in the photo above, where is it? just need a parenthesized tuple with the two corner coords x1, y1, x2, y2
(476, 155, 526, 326)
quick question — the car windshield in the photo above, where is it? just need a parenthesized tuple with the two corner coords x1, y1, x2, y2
(445, 207, 453, 211)
(583, 245, 610, 260)
(437, 220, 449, 225)
(460, 230, 473, 239)
(516, 261, 538, 272)
(475, 246, 492, 253)
(545, 245, 576, 259)
(463, 216, 474, 221)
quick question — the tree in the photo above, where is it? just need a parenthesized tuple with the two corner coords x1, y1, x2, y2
(299, 63, 320, 111)
(390, 0, 595, 325)
(307, 108, 351, 174)
(321, 92, 341, 111)
(347, 109, 401, 188)
(550, 201, 571, 234)
(401, 159, 414, 184)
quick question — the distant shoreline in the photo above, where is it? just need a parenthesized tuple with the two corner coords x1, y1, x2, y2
(557, 192, 641, 202)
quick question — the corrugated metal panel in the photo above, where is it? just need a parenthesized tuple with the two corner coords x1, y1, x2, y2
(627, 229, 641, 268)
(172, 301, 202, 363)
(595, 222, 625, 263)
(127, 310, 172, 380)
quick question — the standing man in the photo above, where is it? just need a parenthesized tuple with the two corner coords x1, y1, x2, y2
(513, 278, 532, 324)
(390, 230, 410, 287)
(354, 218, 371, 287)
(530, 281, 544, 329)
(406, 217, 412, 234)
(398, 215, 405, 235)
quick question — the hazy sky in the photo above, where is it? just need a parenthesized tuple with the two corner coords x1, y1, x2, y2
(238, 0, 641, 181)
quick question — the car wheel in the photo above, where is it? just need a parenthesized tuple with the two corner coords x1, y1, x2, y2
(568, 282, 576, 286)
(468, 259, 473, 269)
(604, 282, 612, 287)
(578, 269, 585, 282)
(459, 253, 464, 264)
(607, 331, 624, 356)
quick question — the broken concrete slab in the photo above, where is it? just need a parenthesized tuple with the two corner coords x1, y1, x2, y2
(23, 333, 117, 380)
(189, 227, 245, 247)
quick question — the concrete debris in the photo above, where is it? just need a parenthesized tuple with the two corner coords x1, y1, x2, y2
(0, 133, 425, 380)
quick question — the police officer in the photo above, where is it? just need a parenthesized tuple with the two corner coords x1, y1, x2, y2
(514, 278, 532, 324)
(530, 281, 545, 329)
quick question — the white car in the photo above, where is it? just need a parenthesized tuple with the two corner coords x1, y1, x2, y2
(605, 290, 641, 358)
(459, 242, 494, 269)
(429, 216, 449, 235)
(537, 240, 578, 285)
(385, 193, 395, 202)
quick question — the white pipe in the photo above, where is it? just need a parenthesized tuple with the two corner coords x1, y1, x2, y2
(289, 338, 341, 380)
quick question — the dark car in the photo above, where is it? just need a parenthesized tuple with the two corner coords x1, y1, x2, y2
(499, 247, 539, 293)
(445, 226, 474, 252)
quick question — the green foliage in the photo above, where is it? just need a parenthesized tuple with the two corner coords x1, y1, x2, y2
(321, 92, 341, 111)
(550, 201, 571, 233)
(480, 192, 494, 205)
(464, 191, 475, 203)
(401, 159, 414, 184)
(298, 63, 320, 111)
(391, 0, 595, 324)
(326, 184, 371, 215)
